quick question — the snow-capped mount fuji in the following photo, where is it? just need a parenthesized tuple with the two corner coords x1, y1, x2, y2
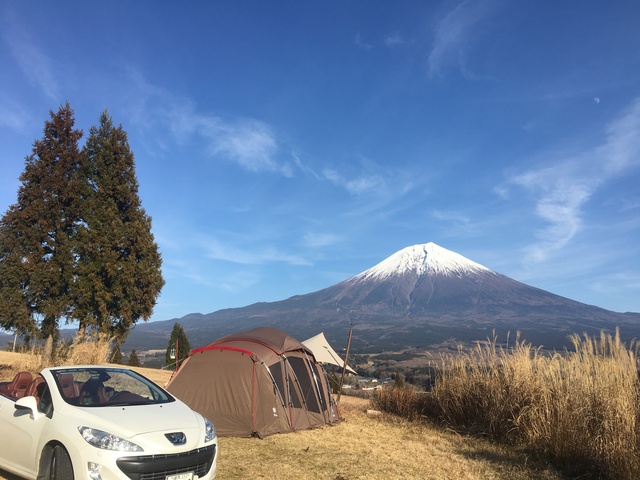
(353, 243, 492, 281)
(326, 242, 552, 319)
(113, 242, 640, 353)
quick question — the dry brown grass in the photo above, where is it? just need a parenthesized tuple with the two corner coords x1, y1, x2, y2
(65, 333, 113, 366)
(215, 396, 561, 480)
(0, 333, 113, 380)
(0, 349, 173, 385)
(0, 349, 563, 480)
(404, 330, 640, 479)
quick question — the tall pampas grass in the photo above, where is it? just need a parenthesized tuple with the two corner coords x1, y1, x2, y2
(375, 329, 640, 479)
(11, 333, 114, 376)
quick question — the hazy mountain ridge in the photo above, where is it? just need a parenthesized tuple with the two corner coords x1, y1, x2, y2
(2, 243, 638, 353)
(115, 243, 640, 353)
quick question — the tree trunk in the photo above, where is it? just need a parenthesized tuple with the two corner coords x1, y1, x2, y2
(42, 334, 54, 363)
(76, 323, 86, 343)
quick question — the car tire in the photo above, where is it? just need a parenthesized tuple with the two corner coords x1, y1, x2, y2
(41, 445, 74, 480)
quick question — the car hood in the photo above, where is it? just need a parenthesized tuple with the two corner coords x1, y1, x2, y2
(61, 400, 202, 438)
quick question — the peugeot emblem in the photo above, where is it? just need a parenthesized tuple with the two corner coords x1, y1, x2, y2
(165, 432, 187, 445)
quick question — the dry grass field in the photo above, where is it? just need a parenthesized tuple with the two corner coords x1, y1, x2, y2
(372, 331, 640, 479)
(0, 350, 563, 480)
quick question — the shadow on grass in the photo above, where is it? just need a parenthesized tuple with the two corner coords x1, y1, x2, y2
(454, 441, 582, 480)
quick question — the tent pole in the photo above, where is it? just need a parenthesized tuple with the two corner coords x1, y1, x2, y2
(337, 324, 353, 404)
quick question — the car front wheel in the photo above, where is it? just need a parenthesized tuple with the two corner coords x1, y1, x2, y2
(39, 444, 74, 480)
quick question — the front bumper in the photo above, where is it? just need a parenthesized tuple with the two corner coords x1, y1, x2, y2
(115, 444, 217, 480)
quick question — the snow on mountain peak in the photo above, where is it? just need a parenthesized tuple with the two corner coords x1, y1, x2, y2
(353, 243, 492, 281)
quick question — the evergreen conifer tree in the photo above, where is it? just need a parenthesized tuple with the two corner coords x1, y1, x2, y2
(110, 342, 123, 364)
(0, 103, 84, 359)
(128, 349, 141, 367)
(1, 106, 164, 355)
(73, 111, 164, 341)
(166, 323, 191, 369)
(394, 372, 405, 389)
(0, 224, 35, 338)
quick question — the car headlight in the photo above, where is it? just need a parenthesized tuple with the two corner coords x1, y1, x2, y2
(204, 418, 216, 443)
(79, 426, 144, 452)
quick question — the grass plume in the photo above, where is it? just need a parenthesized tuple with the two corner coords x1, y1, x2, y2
(374, 329, 640, 479)
(8, 333, 114, 376)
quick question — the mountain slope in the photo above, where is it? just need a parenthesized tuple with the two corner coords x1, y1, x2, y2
(94, 243, 640, 352)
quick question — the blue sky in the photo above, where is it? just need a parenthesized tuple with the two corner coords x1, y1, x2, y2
(1, 1, 639, 323)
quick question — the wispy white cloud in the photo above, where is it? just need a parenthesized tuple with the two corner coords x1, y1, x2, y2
(427, 0, 495, 79)
(122, 71, 291, 176)
(598, 97, 640, 174)
(211, 118, 287, 175)
(202, 237, 312, 266)
(506, 97, 640, 264)
(124, 68, 176, 131)
(0, 98, 29, 130)
(492, 184, 509, 199)
(302, 232, 342, 248)
(162, 229, 313, 290)
(4, 29, 59, 101)
(384, 33, 404, 47)
(590, 272, 640, 293)
(168, 263, 221, 289)
(619, 197, 640, 212)
(292, 153, 322, 180)
(172, 106, 289, 175)
(216, 270, 263, 292)
(431, 208, 481, 237)
(163, 256, 260, 292)
(355, 32, 372, 50)
(354, 32, 406, 50)
(322, 168, 385, 195)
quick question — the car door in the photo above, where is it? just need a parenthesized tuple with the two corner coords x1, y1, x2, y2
(0, 388, 51, 478)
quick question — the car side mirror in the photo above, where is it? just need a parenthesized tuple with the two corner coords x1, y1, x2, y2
(15, 396, 39, 420)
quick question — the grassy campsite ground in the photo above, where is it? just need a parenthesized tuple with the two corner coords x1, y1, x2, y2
(0, 351, 562, 480)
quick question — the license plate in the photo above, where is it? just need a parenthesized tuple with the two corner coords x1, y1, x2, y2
(166, 473, 193, 480)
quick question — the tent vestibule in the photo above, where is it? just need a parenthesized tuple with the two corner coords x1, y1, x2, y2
(303, 332, 356, 374)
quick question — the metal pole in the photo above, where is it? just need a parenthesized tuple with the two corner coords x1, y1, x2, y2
(337, 325, 353, 403)
(175, 339, 179, 371)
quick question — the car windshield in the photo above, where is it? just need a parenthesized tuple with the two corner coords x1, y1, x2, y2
(52, 367, 175, 407)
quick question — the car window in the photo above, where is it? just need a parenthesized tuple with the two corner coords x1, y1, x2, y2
(38, 384, 53, 417)
(53, 368, 174, 407)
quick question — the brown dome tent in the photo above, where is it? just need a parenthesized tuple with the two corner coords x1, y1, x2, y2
(165, 327, 342, 438)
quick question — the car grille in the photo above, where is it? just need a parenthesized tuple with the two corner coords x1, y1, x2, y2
(116, 444, 216, 480)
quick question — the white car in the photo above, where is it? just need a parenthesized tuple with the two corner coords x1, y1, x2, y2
(0, 365, 218, 480)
